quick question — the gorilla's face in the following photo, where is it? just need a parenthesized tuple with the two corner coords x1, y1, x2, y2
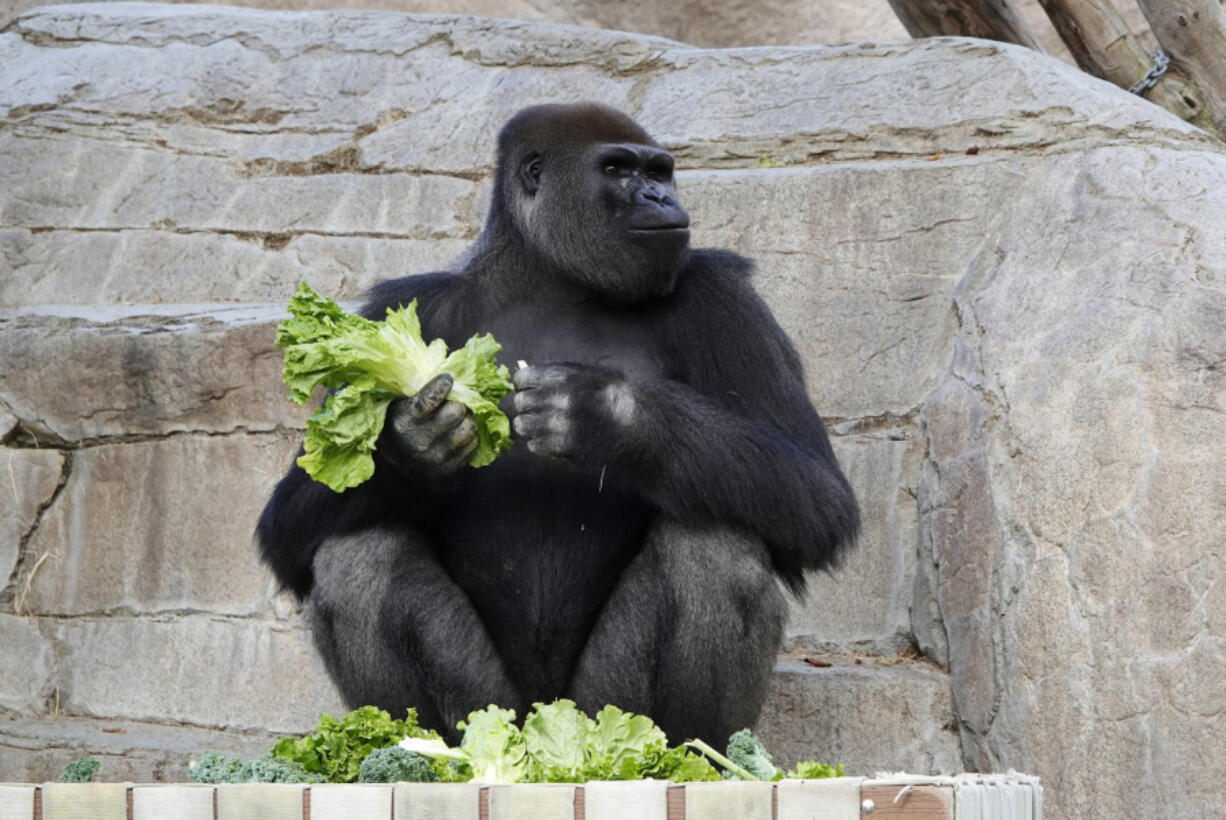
(520, 142, 691, 304)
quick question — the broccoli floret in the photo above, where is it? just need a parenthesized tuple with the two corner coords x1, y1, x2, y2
(358, 746, 438, 783)
(724, 729, 781, 782)
(60, 756, 100, 783)
(188, 752, 250, 784)
(188, 751, 324, 784)
(247, 754, 327, 783)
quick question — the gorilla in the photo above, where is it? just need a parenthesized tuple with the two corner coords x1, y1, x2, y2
(257, 103, 859, 745)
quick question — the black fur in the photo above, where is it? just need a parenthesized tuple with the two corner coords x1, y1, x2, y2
(257, 103, 859, 745)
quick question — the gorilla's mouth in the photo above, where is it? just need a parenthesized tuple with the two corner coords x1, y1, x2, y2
(627, 226, 690, 235)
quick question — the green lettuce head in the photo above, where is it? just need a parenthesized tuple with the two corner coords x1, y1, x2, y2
(277, 282, 514, 492)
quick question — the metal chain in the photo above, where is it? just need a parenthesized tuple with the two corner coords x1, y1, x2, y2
(1130, 49, 1171, 96)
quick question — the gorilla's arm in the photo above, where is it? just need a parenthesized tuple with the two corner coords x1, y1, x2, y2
(512, 250, 859, 590)
(256, 272, 464, 598)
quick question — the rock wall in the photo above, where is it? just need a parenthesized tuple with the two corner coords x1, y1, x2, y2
(1, 5, 1224, 818)
(0, 0, 1163, 64)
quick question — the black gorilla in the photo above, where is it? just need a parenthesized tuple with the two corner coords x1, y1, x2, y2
(257, 103, 859, 745)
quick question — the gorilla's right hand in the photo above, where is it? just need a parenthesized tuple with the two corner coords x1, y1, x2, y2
(378, 373, 479, 480)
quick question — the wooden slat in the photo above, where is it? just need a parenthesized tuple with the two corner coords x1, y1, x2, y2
(0, 785, 37, 820)
(40, 783, 128, 820)
(667, 785, 685, 820)
(860, 785, 953, 819)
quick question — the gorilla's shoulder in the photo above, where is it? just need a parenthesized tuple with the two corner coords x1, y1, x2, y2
(680, 248, 754, 280)
(361, 271, 462, 319)
(672, 248, 757, 306)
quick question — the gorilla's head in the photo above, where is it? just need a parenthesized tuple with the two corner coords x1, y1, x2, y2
(490, 103, 691, 304)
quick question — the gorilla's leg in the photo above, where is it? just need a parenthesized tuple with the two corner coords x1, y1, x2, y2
(567, 519, 787, 744)
(309, 526, 520, 741)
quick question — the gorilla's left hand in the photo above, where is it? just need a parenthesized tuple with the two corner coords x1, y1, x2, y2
(510, 363, 636, 463)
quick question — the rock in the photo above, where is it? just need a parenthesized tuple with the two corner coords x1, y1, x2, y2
(913, 145, 1226, 818)
(0, 305, 303, 441)
(0, 448, 64, 593)
(51, 615, 346, 734)
(0, 402, 15, 442)
(22, 434, 298, 617)
(0, 7, 1211, 308)
(759, 658, 962, 775)
(0, 715, 284, 783)
(0, 615, 52, 713)
(786, 434, 921, 655)
(0, 0, 1157, 65)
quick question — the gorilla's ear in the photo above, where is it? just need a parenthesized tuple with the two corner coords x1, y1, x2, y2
(518, 153, 543, 196)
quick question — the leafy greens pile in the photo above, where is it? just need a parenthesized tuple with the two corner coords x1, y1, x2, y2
(277, 282, 514, 492)
(270, 705, 462, 783)
(401, 701, 720, 783)
(189, 701, 842, 786)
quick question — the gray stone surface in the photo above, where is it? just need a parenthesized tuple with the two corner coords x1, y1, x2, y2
(0, 5, 1210, 310)
(0, 615, 52, 714)
(0, 449, 64, 592)
(0, 0, 1157, 65)
(0, 715, 284, 782)
(911, 144, 1226, 819)
(0, 305, 303, 441)
(22, 435, 297, 616)
(51, 615, 346, 733)
(3, 6, 1226, 818)
(759, 658, 962, 775)
(0, 403, 15, 442)
(787, 434, 920, 655)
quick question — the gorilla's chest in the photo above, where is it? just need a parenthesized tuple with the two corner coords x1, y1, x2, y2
(479, 304, 665, 381)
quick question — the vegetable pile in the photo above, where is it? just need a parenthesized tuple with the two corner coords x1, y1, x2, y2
(184, 701, 842, 786)
(277, 282, 514, 492)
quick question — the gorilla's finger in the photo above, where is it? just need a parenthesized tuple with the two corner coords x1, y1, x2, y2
(447, 416, 479, 450)
(422, 422, 474, 466)
(512, 364, 577, 391)
(512, 366, 543, 390)
(437, 435, 480, 475)
(410, 373, 454, 419)
(526, 433, 572, 459)
(511, 412, 537, 438)
(512, 389, 571, 415)
(423, 401, 467, 440)
(511, 388, 545, 414)
(512, 411, 569, 439)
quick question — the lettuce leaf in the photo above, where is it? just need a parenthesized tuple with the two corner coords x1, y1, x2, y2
(277, 282, 514, 492)
(457, 705, 529, 783)
(523, 700, 594, 782)
(786, 760, 845, 779)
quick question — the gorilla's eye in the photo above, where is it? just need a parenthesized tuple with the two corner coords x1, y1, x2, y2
(646, 161, 673, 182)
(603, 162, 631, 177)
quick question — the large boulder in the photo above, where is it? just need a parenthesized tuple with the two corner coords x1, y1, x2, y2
(0, 0, 1161, 65)
(2, 6, 1224, 817)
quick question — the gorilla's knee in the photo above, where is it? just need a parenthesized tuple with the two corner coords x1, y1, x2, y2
(652, 520, 788, 642)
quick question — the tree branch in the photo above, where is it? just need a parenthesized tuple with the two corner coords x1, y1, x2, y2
(1135, 0, 1226, 137)
(887, 0, 1046, 50)
(1037, 0, 1218, 137)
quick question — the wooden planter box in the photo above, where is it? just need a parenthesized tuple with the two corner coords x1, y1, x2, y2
(0, 774, 1041, 820)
